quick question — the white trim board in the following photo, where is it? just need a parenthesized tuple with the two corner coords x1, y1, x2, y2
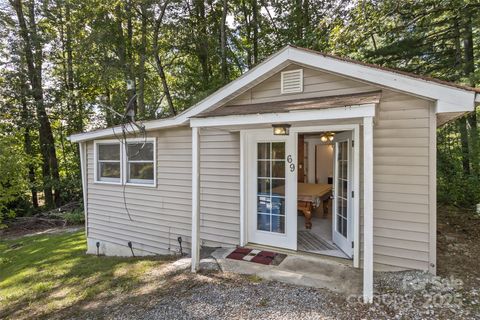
(69, 45, 476, 143)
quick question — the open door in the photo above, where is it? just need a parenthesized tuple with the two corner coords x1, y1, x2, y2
(332, 131, 353, 258)
(246, 130, 297, 250)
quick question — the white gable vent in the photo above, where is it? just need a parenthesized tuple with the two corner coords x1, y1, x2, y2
(281, 69, 303, 94)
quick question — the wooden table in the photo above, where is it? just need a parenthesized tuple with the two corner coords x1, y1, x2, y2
(272, 183, 332, 229)
(297, 183, 332, 229)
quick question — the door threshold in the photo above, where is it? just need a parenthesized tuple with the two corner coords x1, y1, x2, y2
(245, 243, 353, 267)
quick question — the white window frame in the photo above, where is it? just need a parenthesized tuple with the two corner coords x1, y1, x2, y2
(94, 139, 122, 185)
(124, 137, 157, 187)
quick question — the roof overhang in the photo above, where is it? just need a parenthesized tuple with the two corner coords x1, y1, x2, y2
(69, 45, 478, 143)
(190, 103, 376, 128)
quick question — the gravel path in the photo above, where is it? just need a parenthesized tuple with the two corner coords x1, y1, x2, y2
(72, 270, 479, 320)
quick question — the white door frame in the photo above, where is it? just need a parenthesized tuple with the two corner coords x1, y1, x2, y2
(240, 124, 360, 268)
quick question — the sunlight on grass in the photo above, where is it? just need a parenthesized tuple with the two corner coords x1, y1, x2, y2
(0, 230, 174, 319)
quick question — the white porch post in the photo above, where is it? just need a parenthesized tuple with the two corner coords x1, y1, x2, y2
(191, 127, 201, 272)
(363, 116, 374, 303)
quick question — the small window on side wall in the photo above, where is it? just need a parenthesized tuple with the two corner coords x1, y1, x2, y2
(126, 140, 155, 185)
(96, 143, 121, 183)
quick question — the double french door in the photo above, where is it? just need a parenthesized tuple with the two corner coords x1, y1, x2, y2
(245, 128, 354, 257)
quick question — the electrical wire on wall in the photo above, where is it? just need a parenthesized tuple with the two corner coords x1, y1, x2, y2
(102, 93, 148, 221)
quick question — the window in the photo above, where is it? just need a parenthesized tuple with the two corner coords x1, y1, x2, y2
(94, 138, 156, 186)
(126, 141, 155, 185)
(96, 142, 121, 183)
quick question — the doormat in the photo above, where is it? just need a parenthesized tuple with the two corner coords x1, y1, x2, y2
(226, 247, 287, 266)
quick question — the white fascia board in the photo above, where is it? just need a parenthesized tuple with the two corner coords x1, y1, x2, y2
(68, 117, 184, 143)
(190, 104, 375, 128)
(287, 47, 476, 113)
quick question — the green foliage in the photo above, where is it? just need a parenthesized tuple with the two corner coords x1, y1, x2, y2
(63, 208, 85, 225)
(0, 124, 30, 225)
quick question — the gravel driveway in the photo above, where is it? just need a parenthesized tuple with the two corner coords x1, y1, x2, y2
(71, 270, 479, 320)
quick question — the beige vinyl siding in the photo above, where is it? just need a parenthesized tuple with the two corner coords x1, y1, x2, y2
(371, 90, 433, 271)
(199, 128, 241, 247)
(86, 126, 193, 255)
(227, 64, 378, 106)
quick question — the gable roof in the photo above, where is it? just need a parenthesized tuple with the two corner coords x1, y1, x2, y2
(69, 45, 479, 143)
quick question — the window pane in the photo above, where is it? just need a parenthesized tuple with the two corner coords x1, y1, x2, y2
(128, 142, 154, 161)
(257, 214, 270, 231)
(272, 142, 285, 159)
(271, 197, 285, 215)
(271, 215, 285, 233)
(257, 143, 270, 160)
(99, 162, 120, 179)
(98, 144, 120, 160)
(257, 196, 270, 214)
(271, 179, 285, 196)
(257, 178, 270, 194)
(272, 161, 285, 178)
(129, 163, 154, 181)
(257, 160, 270, 177)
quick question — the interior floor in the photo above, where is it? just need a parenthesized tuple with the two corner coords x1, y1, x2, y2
(297, 215, 349, 259)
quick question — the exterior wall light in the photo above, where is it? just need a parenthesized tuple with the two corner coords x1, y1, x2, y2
(272, 124, 291, 135)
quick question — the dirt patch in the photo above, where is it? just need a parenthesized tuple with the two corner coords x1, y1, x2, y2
(0, 217, 69, 240)
(437, 205, 480, 290)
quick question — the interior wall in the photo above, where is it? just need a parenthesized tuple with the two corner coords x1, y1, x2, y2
(316, 144, 334, 184)
(304, 137, 333, 184)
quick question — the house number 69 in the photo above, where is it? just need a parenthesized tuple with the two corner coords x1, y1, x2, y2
(287, 155, 295, 172)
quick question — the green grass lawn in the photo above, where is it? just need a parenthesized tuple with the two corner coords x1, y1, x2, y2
(0, 230, 175, 319)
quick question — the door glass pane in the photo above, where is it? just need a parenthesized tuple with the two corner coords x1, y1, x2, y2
(257, 214, 270, 231)
(257, 160, 270, 177)
(272, 161, 285, 178)
(257, 142, 286, 234)
(336, 140, 349, 238)
(271, 215, 285, 233)
(257, 179, 270, 194)
(272, 142, 285, 159)
(258, 143, 270, 160)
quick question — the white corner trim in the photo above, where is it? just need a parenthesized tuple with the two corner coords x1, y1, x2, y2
(428, 104, 437, 275)
(363, 116, 374, 303)
(353, 124, 360, 268)
(79, 142, 88, 237)
(239, 130, 247, 246)
(190, 104, 376, 128)
(191, 127, 201, 272)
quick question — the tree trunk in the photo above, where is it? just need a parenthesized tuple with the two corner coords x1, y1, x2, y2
(220, 0, 228, 83)
(152, 1, 175, 116)
(251, 0, 258, 65)
(137, 4, 147, 117)
(463, 10, 478, 176)
(12, 0, 60, 208)
(458, 117, 470, 176)
(194, 0, 209, 88)
(20, 71, 38, 208)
